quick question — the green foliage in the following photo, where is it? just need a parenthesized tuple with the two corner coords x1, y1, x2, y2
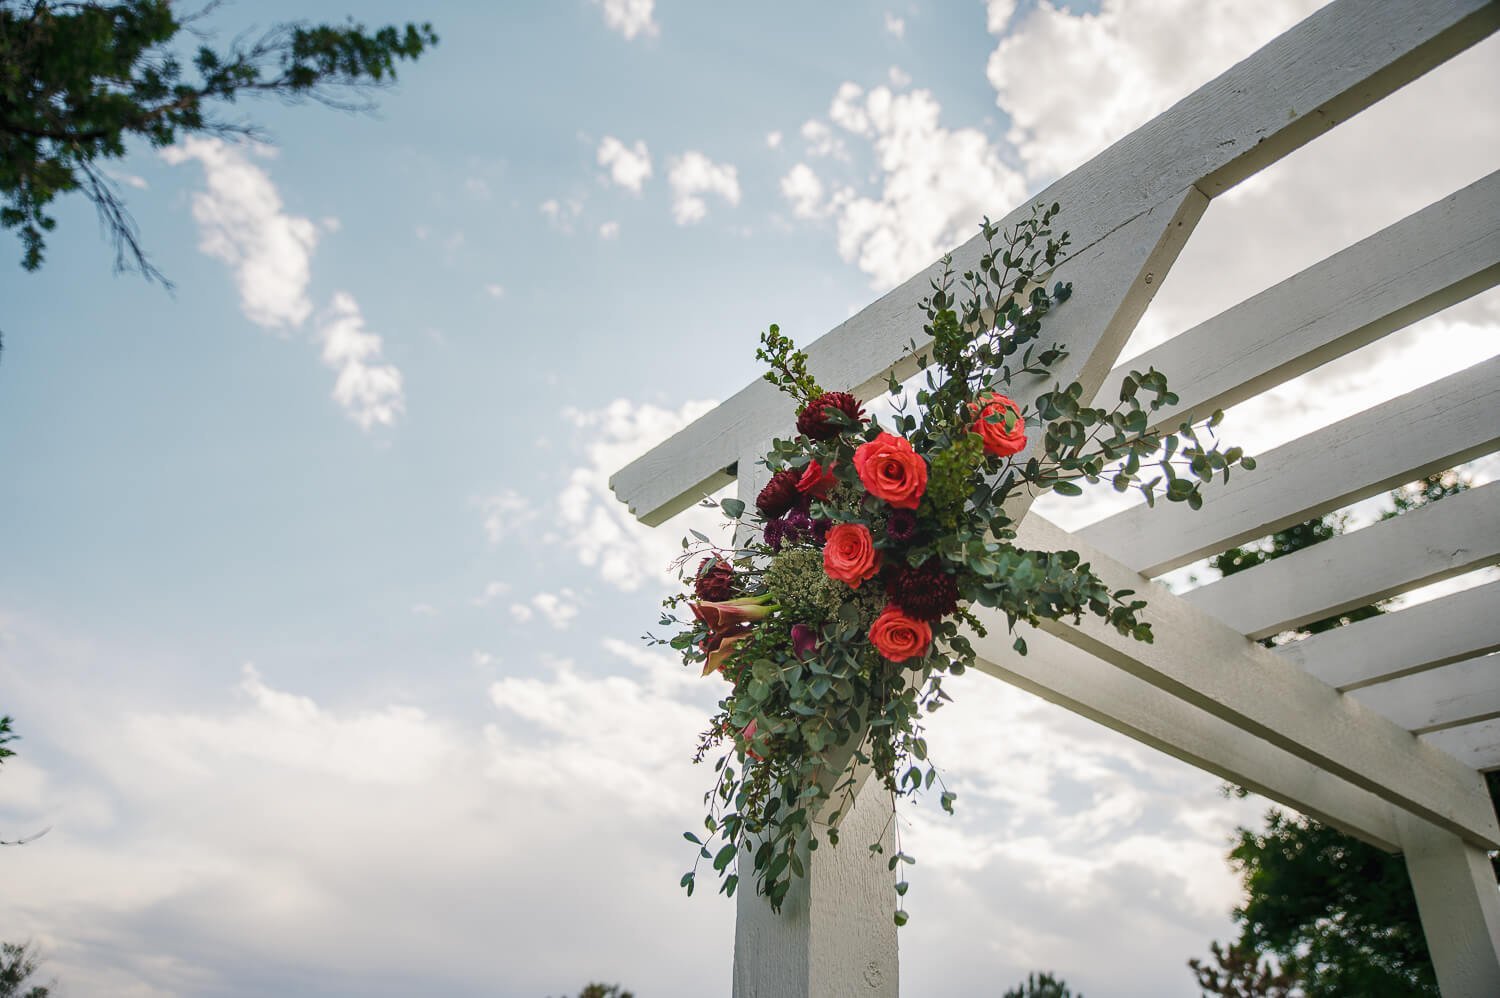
(1194, 471, 1479, 997)
(662, 208, 1251, 921)
(1189, 941, 1295, 997)
(1001, 971, 1082, 997)
(0, 942, 51, 998)
(574, 985, 632, 998)
(0, 715, 14, 767)
(0, 0, 436, 280)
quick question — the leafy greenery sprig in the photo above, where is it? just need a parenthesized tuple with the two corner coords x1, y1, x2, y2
(652, 206, 1254, 922)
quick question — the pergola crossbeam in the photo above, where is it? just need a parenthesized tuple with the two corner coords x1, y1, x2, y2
(1013, 513, 1500, 848)
(1094, 171, 1500, 433)
(1080, 355, 1500, 577)
(1183, 482, 1500, 639)
(1278, 579, 1500, 690)
(1352, 654, 1500, 735)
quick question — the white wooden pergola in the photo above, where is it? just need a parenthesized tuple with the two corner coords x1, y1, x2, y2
(611, 2, 1500, 994)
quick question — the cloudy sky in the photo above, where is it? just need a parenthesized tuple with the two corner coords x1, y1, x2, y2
(1, 1, 1497, 995)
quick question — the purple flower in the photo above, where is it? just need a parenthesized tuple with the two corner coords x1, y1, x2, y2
(784, 509, 813, 540)
(887, 508, 918, 543)
(791, 624, 819, 660)
(763, 517, 787, 552)
(811, 518, 831, 546)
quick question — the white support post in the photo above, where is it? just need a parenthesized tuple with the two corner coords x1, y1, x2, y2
(728, 444, 899, 998)
(1398, 812, 1500, 997)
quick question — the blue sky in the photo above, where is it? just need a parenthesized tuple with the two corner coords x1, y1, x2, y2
(2, 1, 1497, 995)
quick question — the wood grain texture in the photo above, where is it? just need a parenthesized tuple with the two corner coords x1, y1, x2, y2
(1353, 654, 1500, 734)
(1014, 513, 1500, 848)
(1398, 811, 1500, 998)
(1094, 171, 1500, 430)
(1424, 720, 1500, 773)
(1279, 580, 1500, 691)
(1184, 484, 1500, 639)
(1080, 356, 1500, 576)
(611, 0, 1498, 526)
(969, 625, 1403, 850)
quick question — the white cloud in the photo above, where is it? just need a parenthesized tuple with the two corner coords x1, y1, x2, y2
(780, 162, 827, 220)
(556, 397, 725, 591)
(317, 293, 405, 431)
(799, 119, 848, 159)
(476, 489, 533, 544)
(470, 580, 511, 607)
(463, 177, 492, 200)
(766, 130, 783, 149)
(484, 282, 505, 299)
(818, 84, 1027, 289)
(666, 152, 741, 226)
(539, 197, 583, 234)
(508, 589, 580, 630)
(598, 220, 621, 240)
(594, 0, 658, 40)
(884, 12, 906, 38)
(410, 603, 438, 617)
(987, 0, 1321, 181)
(888, 65, 912, 88)
(161, 137, 317, 329)
(986, 0, 1018, 34)
(597, 136, 653, 194)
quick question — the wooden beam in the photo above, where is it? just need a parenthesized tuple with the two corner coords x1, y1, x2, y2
(1080, 355, 1500, 576)
(1398, 812, 1500, 998)
(610, 0, 1499, 526)
(968, 626, 1403, 851)
(1278, 580, 1500, 691)
(1352, 654, 1500, 734)
(1009, 513, 1500, 848)
(1094, 171, 1500, 431)
(1184, 484, 1500, 639)
(1424, 720, 1500, 773)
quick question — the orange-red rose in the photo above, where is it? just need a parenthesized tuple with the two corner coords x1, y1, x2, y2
(969, 393, 1027, 457)
(822, 522, 881, 588)
(868, 606, 932, 662)
(796, 460, 836, 499)
(852, 432, 928, 509)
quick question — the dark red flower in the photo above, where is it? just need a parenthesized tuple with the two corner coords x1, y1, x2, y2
(694, 557, 736, 601)
(756, 469, 802, 519)
(886, 508, 918, 543)
(888, 558, 960, 622)
(796, 391, 865, 440)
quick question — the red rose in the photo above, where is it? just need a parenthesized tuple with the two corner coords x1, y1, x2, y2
(853, 433, 928, 509)
(822, 522, 880, 588)
(969, 393, 1027, 457)
(796, 460, 836, 499)
(868, 606, 932, 662)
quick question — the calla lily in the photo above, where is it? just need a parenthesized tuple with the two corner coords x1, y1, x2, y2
(703, 631, 751, 677)
(741, 718, 764, 761)
(691, 595, 777, 631)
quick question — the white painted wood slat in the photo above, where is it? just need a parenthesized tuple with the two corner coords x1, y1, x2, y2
(1279, 580, 1500, 691)
(1080, 355, 1500, 577)
(1352, 654, 1500, 734)
(968, 626, 1403, 850)
(1011, 513, 1500, 848)
(1423, 720, 1500, 772)
(611, 0, 1499, 526)
(1094, 171, 1500, 431)
(1184, 483, 1500, 639)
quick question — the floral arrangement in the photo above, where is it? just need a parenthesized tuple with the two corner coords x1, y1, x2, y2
(653, 204, 1252, 922)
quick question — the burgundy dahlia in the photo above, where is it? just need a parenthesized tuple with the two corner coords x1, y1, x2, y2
(811, 518, 832, 546)
(756, 468, 802, 519)
(888, 558, 960, 622)
(763, 517, 787, 552)
(886, 508, 918, 543)
(694, 557, 736, 602)
(796, 391, 865, 441)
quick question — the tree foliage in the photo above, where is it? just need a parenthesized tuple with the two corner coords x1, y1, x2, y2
(0, 0, 436, 282)
(0, 942, 50, 998)
(1002, 970, 1083, 997)
(1193, 472, 1487, 997)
